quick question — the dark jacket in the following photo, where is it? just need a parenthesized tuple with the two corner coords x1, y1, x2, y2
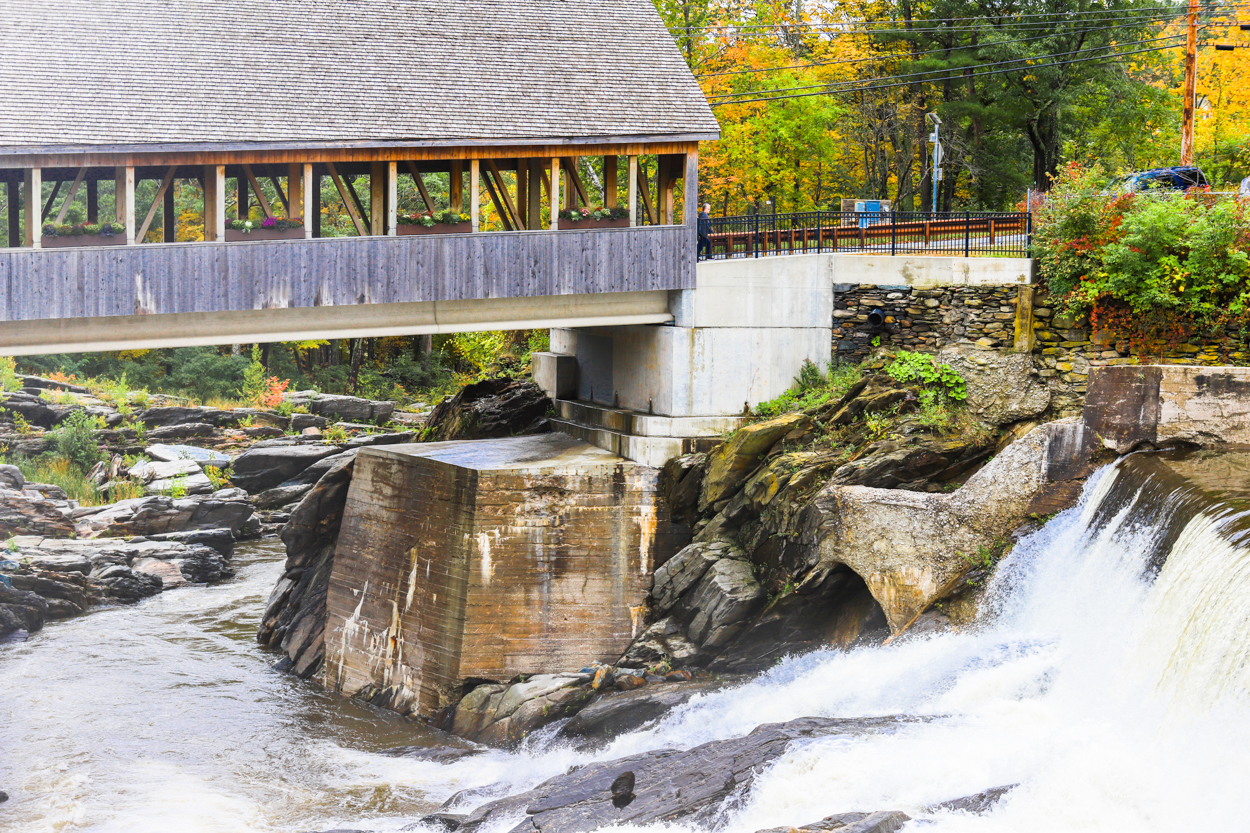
(697, 211, 712, 236)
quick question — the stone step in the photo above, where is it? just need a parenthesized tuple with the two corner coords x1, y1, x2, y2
(554, 400, 746, 438)
(549, 419, 720, 468)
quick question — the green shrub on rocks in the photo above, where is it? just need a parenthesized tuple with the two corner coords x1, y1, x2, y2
(755, 360, 859, 419)
(51, 410, 104, 474)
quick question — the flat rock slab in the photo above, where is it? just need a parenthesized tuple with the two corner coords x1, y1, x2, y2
(145, 444, 232, 468)
(452, 715, 918, 833)
(560, 679, 731, 743)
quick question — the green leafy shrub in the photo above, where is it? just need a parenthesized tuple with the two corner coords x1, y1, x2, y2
(885, 351, 967, 401)
(0, 357, 21, 394)
(1033, 162, 1250, 347)
(2, 454, 102, 505)
(50, 410, 103, 473)
(755, 360, 861, 418)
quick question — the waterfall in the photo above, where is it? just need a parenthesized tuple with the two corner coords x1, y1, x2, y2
(410, 451, 1250, 833)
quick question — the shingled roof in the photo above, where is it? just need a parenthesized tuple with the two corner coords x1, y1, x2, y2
(0, 0, 719, 155)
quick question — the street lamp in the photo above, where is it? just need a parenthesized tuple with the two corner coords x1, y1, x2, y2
(927, 113, 942, 213)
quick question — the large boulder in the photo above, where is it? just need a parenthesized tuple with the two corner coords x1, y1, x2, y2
(650, 540, 743, 615)
(137, 406, 238, 428)
(448, 674, 593, 746)
(676, 558, 765, 650)
(444, 716, 911, 833)
(423, 378, 550, 442)
(285, 391, 394, 424)
(811, 420, 1073, 631)
(253, 449, 359, 510)
(0, 464, 25, 491)
(256, 451, 356, 679)
(560, 679, 728, 743)
(0, 488, 75, 537)
(0, 392, 58, 427)
(74, 491, 255, 538)
(700, 413, 810, 510)
(936, 344, 1051, 425)
(230, 444, 342, 493)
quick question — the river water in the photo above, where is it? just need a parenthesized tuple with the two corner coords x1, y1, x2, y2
(6, 452, 1250, 832)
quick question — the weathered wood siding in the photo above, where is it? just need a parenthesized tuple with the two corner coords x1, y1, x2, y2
(0, 226, 694, 322)
(322, 435, 689, 718)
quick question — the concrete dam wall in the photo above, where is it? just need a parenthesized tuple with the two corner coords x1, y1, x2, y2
(321, 434, 687, 717)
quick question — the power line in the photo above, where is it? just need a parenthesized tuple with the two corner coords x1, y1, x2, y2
(708, 33, 1186, 100)
(694, 23, 1148, 77)
(709, 41, 1185, 106)
(669, 2, 1248, 32)
(671, 6, 1250, 38)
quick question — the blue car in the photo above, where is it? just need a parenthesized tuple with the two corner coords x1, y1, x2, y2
(1115, 165, 1210, 193)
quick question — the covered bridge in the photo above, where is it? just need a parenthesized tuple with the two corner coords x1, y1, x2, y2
(0, 0, 717, 353)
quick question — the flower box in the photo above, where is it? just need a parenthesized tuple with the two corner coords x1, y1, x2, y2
(225, 227, 306, 242)
(398, 223, 465, 236)
(41, 234, 126, 248)
(558, 217, 631, 230)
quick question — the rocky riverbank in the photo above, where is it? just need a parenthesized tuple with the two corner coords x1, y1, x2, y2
(0, 376, 421, 642)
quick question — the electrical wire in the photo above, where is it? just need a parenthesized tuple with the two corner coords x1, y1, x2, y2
(709, 40, 1185, 106)
(669, 2, 1248, 33)
(695, 23, 1160, 77)
(707, 33, 1185, 99)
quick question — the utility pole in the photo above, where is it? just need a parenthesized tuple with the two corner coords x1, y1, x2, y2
(927, 113, 942, 212)
(1181, 0, 1198, 164)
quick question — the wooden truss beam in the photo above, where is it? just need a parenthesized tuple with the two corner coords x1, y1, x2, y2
(269, 175, 290, 215)
(242, 164, 274, 219)
(405, 161, 436, 214)
(40, 180, 64, 222)
(560, 158, 590, 208)
(484, 160, 520, 231)
(53, 167, 87, 225)
(326, 161, 368, 236)
(135, 166, 177, 243)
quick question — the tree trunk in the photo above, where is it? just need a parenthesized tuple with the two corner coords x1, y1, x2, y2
(347, 338, 364, 394)
(1026, 104, 1061, 191)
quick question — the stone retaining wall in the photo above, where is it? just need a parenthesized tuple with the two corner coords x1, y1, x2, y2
(835, 282, 1250, 419)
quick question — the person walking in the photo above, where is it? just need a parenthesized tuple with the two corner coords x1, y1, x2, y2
(697, 203, 712, 260)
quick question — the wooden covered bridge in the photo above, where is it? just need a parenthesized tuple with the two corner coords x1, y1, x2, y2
(0, 0, 717, 354)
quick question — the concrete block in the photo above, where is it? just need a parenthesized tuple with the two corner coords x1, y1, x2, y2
(570, 324, 831, 417)
(531, 352, 578, 400)
(678, 256, 834, 328)
(322, 434, 689, 718)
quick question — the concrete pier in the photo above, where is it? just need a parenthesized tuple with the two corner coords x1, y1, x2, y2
(321, 434, 687, 717)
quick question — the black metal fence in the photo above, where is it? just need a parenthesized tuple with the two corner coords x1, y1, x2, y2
(704, 210, 1032, 259)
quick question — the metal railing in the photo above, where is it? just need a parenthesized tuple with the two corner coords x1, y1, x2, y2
(704, 210, 1032, 259)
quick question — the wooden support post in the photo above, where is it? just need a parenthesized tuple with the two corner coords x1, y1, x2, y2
(243, 165, 273, 219)
(237, 174, 249, 221)
(310, 167, 321, 238)
(86, 179, 98, 224)
(563, 158, 576, 210)
(550, 157, 560, 230)
(604, 156, 618, 208)
(450, 161, 464, 214)
(163, 178, 176, 243)
(136, 166, 177, 243)
(684, 149, 699, 229)
(517, 163, 528, 228)
(386, 161, 397, 236)
(470, 159, 480, 232)
(628, 156, 639, 227)
(370, 161, 386, 236)
(561, 158, 590, 209)
(288, 163, 304, 222)
(22, 169, 41, 247)
(528, 159, 543, 230)
(300, 163, 313, 238)
(115, 165, 135, 244)
(658, 156, 676, 226)
(204, 164, 225, 242)
(54, 167, 87, 226)
(6, 181, 19, 247)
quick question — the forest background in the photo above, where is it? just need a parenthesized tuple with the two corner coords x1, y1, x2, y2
(3, 0, 1250, 404)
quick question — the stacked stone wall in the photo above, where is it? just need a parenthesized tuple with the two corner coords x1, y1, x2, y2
(833, 283, 1022, 364)
(832, 282, 1250, 420)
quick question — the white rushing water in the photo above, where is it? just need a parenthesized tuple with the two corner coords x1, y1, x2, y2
(5, 454, 1250, 832)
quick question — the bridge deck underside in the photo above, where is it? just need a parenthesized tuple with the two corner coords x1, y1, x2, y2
(0, 226, 691, 353)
